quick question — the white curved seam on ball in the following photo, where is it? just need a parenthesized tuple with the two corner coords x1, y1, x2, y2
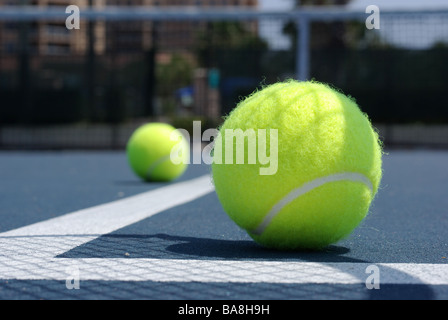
(250, 172, 374, 236)
(145, 155, 172, 180)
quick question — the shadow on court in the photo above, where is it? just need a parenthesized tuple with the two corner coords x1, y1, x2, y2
(58, 233, 437, 300)
(59, 233, 360, 262)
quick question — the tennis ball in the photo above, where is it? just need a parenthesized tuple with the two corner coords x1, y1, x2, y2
(127, 123, 189, 182)
(212, 80, 382, 250)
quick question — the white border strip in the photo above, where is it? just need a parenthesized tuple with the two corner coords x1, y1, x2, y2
(0, 258, 447, 285)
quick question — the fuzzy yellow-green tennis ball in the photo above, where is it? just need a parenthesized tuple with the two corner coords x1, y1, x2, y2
(127, 123, 189, 182)
(211, 80, 382, 250)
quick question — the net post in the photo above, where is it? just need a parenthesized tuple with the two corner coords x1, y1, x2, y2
(296, 15, 310, 81)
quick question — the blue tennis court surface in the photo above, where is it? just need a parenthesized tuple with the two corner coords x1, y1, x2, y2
(0, 149, 447, 300)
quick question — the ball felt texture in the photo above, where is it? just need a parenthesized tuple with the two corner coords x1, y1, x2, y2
(211, 80, 382, 250)
(127, 123, 189, 182)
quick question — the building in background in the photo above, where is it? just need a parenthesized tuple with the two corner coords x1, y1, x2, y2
(0, 0, 259, 123)
(0, 0, 106, 57)
(0, 0, 258, 56)
(0, 0, 447, 150)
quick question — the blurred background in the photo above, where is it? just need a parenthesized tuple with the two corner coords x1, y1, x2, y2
(0, 0, 447, 150)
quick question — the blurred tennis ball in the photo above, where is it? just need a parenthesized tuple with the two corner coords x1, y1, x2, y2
(127, 123, 189, 182)
(212, 80, 383, 250)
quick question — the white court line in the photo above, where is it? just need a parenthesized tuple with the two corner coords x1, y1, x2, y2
(0, 174, 447, 286)
(0, 175, 214, 256)
(0, 258, 447, 285)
